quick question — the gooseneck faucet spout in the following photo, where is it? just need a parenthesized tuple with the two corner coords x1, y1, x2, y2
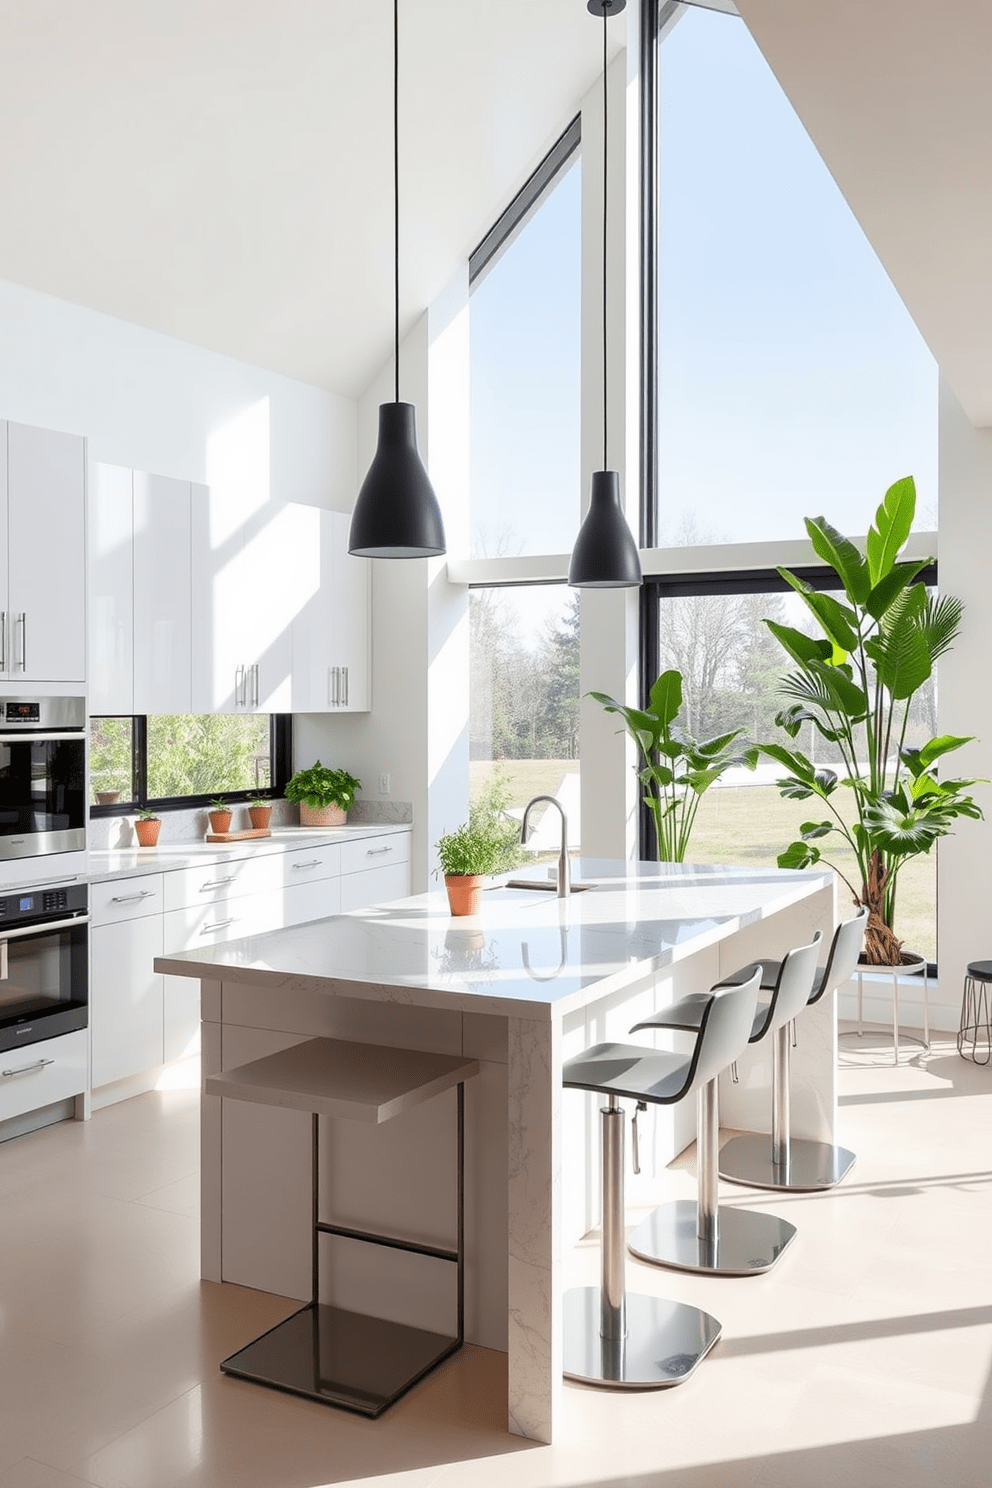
(520, 795, 571, 898)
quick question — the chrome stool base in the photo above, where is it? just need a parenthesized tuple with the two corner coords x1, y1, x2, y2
(718, 1133, 856, 1192)
(563, 1286, 721, 1388)
(628, 1199, 797, 1275)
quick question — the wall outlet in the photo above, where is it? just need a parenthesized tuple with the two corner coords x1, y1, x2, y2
(379, 772, 391, 795)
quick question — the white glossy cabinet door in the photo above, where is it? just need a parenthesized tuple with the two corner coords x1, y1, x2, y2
(89, 464, 134, 714)
(340, 862, 411, 912)
(91, 913, 165, 1088)
(240, 501, 303, 712)
(6, 421, 86, 682)
(0, 421, 8, 662)
(133, 473, 193, 715)
(290, 508, 371, 712)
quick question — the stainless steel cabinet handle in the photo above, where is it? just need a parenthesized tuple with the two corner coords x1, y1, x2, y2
(201, 918, 236, 934)
(342, 666, 348, 707)
(0, 732, 87, 744)
(329, 666, 339, 706)
(1, 611, 6, 671)
(199, 877, 237, 890)
(366, 845, 394, 857)
(0, 913, 90, 941)
(0, 941, 6, 980)
(251, 663, 259, 708)
(235, 664, 245, 707)
(2, 1058, 54, 1078)
(17, 612, 26, 670)
(291, 859, 323, 870)
(111, 890, 155, 903)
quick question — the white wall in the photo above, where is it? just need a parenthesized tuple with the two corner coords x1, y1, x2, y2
(936, 373, 992, 1017)
(0, 276, 355, 508)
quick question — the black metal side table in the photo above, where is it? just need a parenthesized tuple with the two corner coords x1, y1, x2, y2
(206, 1036, 479, 1417)
(958, 962, 992, 1065)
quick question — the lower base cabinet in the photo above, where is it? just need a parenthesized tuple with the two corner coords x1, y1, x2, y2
(90, 914, 164, 1088)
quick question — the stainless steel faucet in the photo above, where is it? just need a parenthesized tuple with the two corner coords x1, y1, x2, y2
(520, 795, 571, 898)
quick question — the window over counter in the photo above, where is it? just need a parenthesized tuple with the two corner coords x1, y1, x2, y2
(89, 714, 291, 813)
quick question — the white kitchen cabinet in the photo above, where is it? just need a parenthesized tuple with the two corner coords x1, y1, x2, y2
(2, 421, 86, 683)
(133, 473, 193, 715)
(340, 833, 411, 911)
(89, 464, 134, 714)
(191, 489, 303, 713)
(0, 1029, 88, 1123)
(90, 876, 165, 1088)
(291, 509, 371, 712)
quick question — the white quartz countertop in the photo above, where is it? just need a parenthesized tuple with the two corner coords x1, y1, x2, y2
(88, 824, 411, 884)
(155, 858, 833, 1022)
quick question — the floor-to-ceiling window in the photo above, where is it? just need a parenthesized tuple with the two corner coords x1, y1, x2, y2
(644, 2, 939, 960)
(468, 121, 583, 847)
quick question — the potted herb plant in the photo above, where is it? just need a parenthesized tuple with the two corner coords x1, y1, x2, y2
(435, 772, 523, 916)
(247, 796, 272, 830)
(590, 669, 756, 861)
(285, 761, 362, 827)
(207, 797, 231, 834)
(134, 807, 161, 848)
(760, 477, 983, 966)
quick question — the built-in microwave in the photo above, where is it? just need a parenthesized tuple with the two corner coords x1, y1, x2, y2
(0, 882, 88, 1054)
(0, 696, 86, 874)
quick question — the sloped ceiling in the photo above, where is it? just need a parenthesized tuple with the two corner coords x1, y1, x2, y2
(737, 0, 992, 428)
(0, 0, 610, 398)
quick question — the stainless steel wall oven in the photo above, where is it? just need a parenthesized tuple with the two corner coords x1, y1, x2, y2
(0, 695, 86, 869)
(0, 882, 88, 1054)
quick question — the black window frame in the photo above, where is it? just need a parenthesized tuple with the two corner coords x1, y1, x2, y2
(88, 713, 292, 816)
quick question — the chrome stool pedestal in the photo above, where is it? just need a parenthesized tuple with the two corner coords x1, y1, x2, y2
(957, 961, 992, 1064)
(563, 1095, 721, 1389)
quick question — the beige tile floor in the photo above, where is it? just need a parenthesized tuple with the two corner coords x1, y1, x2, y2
(1, 1036, 990, 1488)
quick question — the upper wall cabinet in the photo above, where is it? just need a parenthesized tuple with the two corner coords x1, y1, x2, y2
(291, 509, 371, 712)
(1, 420, 86, 684)
(89, 465, 194, 715)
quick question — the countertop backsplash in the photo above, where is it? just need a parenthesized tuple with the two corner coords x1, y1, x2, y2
(89, 796, 413, 851)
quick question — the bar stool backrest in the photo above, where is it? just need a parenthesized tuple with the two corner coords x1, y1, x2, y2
(762, 932, 823, 1036)
(810, 907, 869, 1004)
(685, 970, 762, 1096)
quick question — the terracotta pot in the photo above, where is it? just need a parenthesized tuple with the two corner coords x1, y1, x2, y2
(208, 810, 232, 834)
(445, 873, 482, 917)
(95, 790, 120, 805)
(135, 818, 161, 848)
(248, 805, 272, 830)
(299, 802, 346, 828)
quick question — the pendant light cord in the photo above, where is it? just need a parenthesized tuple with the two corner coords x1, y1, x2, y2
(601, 3, 608, 470)
(394, 0, 400, 404)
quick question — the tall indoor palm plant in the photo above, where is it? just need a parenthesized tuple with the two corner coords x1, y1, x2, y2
(762, 477, 982, 965)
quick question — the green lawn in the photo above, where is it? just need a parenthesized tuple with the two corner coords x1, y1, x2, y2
(471, 759, 937, 961)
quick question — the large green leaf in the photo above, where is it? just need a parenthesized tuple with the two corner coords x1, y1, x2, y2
(758, 743, 817, 781)
(920, 594, 963, 664)
(903, 735, 974, 772)
(804, 517, 871, 603)
(765, 619, 834, 670)
(777, 840, 822, 870)
(648, 669, 683, 731)
(865, 560, 930, 621)
(866, 476, 916, 584)
(778, 570, 859, 654)
(800, 820, 833, 840)
(874, 612, 932, 700)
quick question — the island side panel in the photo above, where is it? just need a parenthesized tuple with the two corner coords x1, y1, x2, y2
(200, 980, 222, 1283)
(507, 1013, 561, 1444)
(717, 878, 837, 1142)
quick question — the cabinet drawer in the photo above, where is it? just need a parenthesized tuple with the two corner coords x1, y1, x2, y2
(280, 844, 341, 889)
(0, 1029, 88, 1122)
(91, 874, 165, 926)
(163, 888, 283, 953)
(340, 833, 410, 878)
(340, 861, 411, 913)
(164, 854, 282, 912)
(281, 875, 343, 929)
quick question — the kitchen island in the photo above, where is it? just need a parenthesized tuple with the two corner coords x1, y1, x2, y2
(157, 858, 835, 1443)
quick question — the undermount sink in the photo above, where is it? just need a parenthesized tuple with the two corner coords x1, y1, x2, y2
(503, 878, 595, 893)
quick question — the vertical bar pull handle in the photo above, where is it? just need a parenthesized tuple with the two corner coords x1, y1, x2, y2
(1, 611, 6, 671)
(235, 664, 245, 708)
(17, 612, 26, 671)
(342, 666, 348, 707)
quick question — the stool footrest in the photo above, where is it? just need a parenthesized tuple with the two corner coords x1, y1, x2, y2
(221, 1302, 460, 1418)
(316, 1219, 458, 1264)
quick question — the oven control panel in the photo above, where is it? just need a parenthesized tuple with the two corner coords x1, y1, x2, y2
(0, 882, 88, 926)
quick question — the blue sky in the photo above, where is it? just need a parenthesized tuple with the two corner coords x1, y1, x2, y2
(470, 5, 937, 570)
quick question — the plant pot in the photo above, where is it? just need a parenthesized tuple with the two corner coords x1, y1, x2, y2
(445, 873, 482, 917)
(248, 806, 272, 830)
(95, 790, 120, 805)
(299, 802, 346, 828)
(208, 810, 232, 834)
(135, 818, 161, 848)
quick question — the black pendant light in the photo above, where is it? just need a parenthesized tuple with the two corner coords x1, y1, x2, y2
(569, 0, 641, 589)
(349, 0, 446, 558)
